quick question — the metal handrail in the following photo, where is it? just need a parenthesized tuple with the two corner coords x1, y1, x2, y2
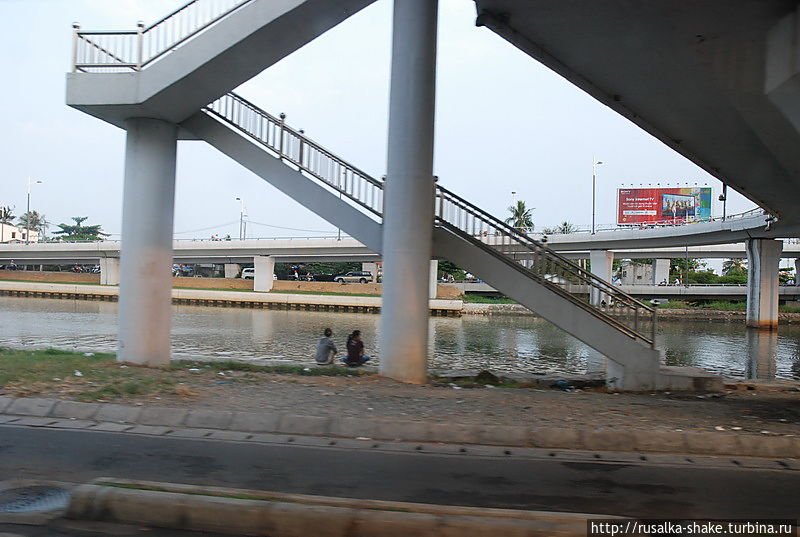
(72, 0, 253, 72)
(200, 94, 655, 345)
(203, 93, 384, 217)
(435, 185, 657, 346)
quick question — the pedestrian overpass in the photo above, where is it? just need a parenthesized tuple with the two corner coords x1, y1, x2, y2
(65, 0, 800, 390)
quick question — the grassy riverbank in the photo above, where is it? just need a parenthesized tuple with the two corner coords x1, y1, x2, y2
(0, 348, 368, 401)
(657, 300, 800, 313)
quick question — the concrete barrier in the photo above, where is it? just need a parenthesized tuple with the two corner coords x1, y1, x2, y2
(67, 478, 596, 536)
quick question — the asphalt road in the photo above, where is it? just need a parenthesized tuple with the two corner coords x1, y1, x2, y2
(1, 425, 798, 520)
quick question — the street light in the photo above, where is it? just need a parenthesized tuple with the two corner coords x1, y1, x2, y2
(234, 197, 247, 240)
(592, 160, 603, 235)
(26, 178, 42, 244)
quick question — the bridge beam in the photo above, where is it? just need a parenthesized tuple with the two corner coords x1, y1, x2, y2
(746, 239, 783, 329)
(118, 118, 178, 366)
(589, 250, 614, 306)
(380, 0, 438, 384)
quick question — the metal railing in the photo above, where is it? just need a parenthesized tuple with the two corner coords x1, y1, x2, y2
(435, 186, 657, 346)
(540, 208, 769, 236)
(204, 93, 384, 216)
(72, 0, 253, 72)
(201, 94, 655, 345)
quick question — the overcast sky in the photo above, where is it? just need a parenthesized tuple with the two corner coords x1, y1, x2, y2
(1, 0, 757, 243)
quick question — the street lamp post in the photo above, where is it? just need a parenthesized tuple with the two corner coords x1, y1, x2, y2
(592, 160, 603, 234)
(235, 197, 246, 240)
(26, 178, 42, 244)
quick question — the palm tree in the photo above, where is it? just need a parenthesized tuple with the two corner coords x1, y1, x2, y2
(544, 221, 577, 235)
(505, 200, 534, 232)
(0, 206, 14, 225)
(17, 211, 49, 239)
(722, 258, 747, 276)
(0, 206, 14, 243)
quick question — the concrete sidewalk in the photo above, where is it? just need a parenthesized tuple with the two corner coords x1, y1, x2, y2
(1, 396, 798, 459)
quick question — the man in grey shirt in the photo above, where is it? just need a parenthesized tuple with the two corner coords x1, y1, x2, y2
(315, 328, 338, 365)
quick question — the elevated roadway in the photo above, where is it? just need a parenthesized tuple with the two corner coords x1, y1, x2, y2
(3, 236, 799, 265)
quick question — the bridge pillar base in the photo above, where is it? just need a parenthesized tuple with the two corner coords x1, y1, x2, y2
(118, 118, 178, 367)
(100, 258, 120, 286)
(746, 239, 782, 329)
(253, 256, 274, 292)
(380, 0, 438, 385)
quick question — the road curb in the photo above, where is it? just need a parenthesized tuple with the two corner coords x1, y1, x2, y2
(67, 478, 597, 536)
(0, 395, 798, 458)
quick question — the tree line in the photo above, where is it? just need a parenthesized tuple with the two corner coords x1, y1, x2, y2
(0, 206, 108, 241)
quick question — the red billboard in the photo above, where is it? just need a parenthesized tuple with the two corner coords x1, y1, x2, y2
(617, 187, 712, 225)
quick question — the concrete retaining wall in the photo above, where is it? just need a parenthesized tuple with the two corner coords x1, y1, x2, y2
(0, 270, 99, 284)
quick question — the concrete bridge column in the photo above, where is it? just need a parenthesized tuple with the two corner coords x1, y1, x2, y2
(117, 118, 178, 366)
(429, 260, 439, 299)
(746, 239, 782, 329)
(795, 258, 800, 286)
(100, 257, 120, 286)
(652, 258, 670, 285)
(589, 250, 614, 306)
(224, 263, 241, 279)
(253, 256, 275, 292)
(380, 0, 438, 384)
(361, 262, 378, 282)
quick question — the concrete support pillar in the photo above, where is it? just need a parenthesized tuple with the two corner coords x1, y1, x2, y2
(224, 263, 241, 279)
(795, 258, 800, 286)
(589, 250, 614, 306)
(746, 239, 782, 329)
(652, 258, 670, 286)
(429, 260, 439, 299)
(99, 257, 120, 286)
(379, 0, 438, 384)
(253, 256, 275, 292)
(361, 262, 378, 282)
(117, 118, 178, 366)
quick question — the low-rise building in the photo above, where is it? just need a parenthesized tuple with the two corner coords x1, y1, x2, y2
(0, 223, 39, 243)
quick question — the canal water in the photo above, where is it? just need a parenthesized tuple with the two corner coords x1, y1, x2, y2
(0, 296, 798, 380)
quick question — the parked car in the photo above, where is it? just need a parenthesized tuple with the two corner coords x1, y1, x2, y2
(649, 298, 669, 306)
(333, 271, 373, 284)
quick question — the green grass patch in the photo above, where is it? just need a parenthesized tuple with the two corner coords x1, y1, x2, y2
(656, 301, 693, 309)
(171, 360, 368, 377)
(0, 347, 178, 401)
(0, 278, 101, 286)
(702, 301, 746, 311)
(268, 289, 380, 298)
(780, 304, 800, 313)
(462, 294, 517, 304)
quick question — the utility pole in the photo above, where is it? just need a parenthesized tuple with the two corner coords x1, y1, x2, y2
(592, 160, 603, 234)
(235, 197, 246, 240)
(26, 177, 42, 244)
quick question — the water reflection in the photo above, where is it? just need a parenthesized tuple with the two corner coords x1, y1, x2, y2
(746, 329, 778, 380)
(0, 296, 798, 379)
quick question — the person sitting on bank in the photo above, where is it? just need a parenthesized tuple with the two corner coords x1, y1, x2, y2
(343, 330, 370, 367)
(314, 328, 338, 365)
